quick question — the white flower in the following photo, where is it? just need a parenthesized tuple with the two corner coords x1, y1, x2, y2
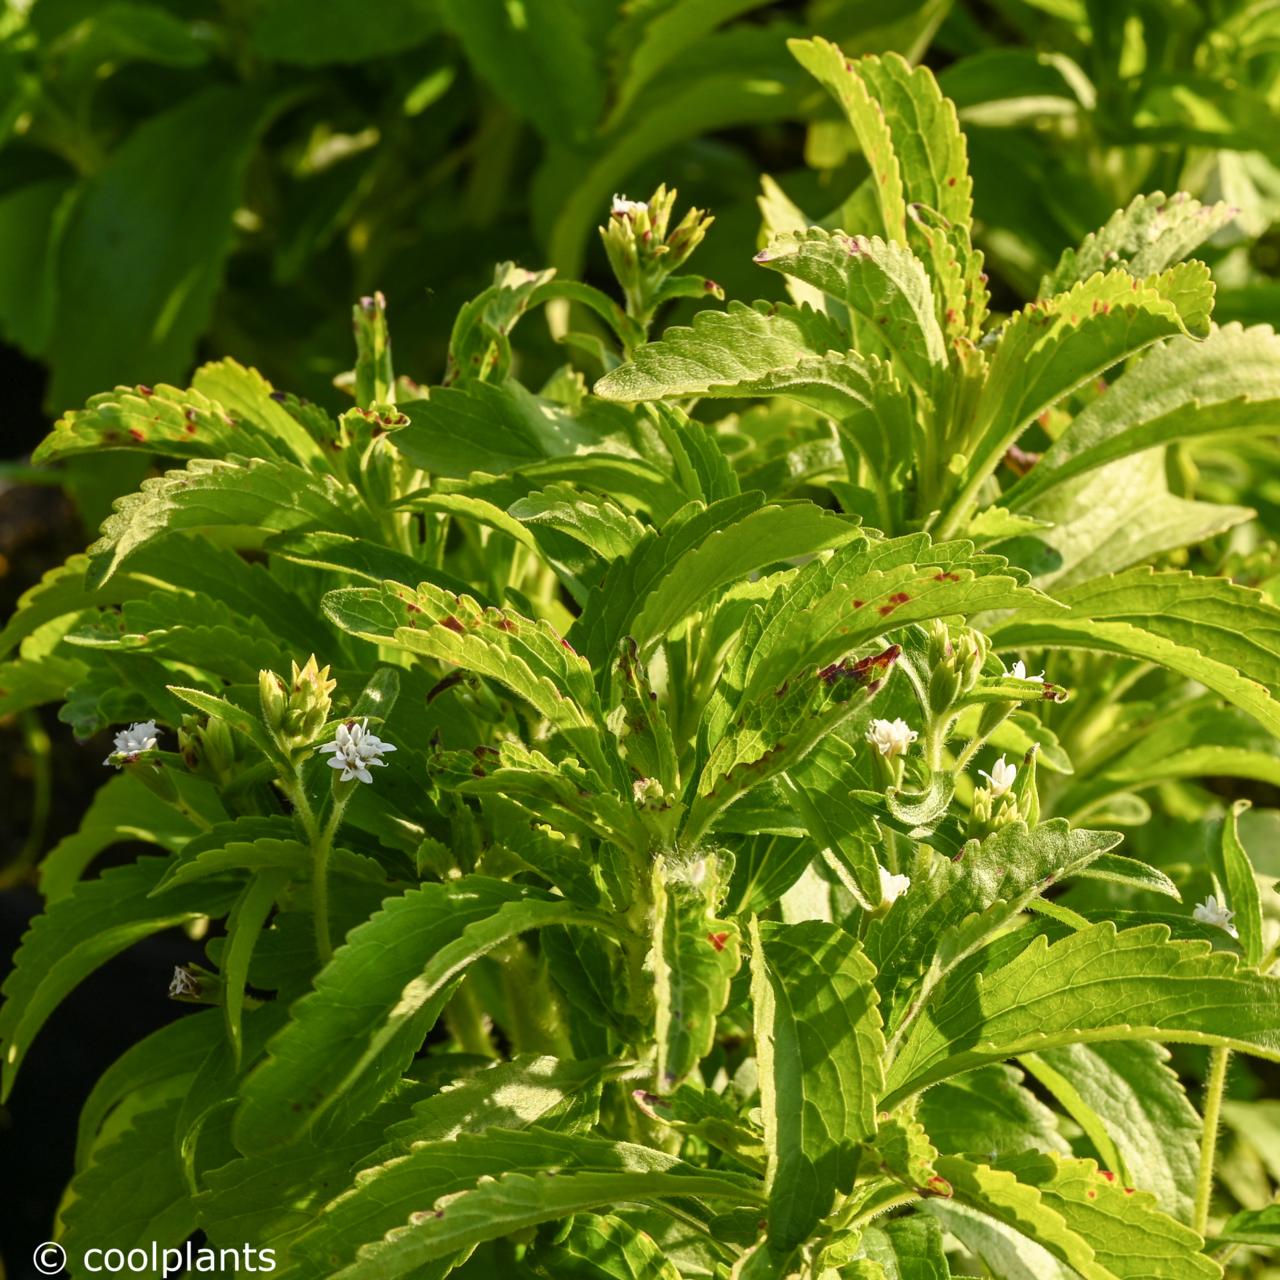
(879, 865, 911, 906)
(866, 717, 918, 759)
(633, 776, 665, 807)
(611, 194, 647, 217)
(103, 719, 160, 767)
(1008, 659, 1044, 682)
(1193, 895, 1238, 939)
(978, 754, 1017, 798)
(168, 966, 200, 999)
(319, 718, 396, 784)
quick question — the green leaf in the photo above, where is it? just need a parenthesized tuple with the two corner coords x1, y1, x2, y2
(754, 229, 946, 393)
(704, 534, 1046, 751)
(1072, 854, 1181, 901)
(993, 1152, 1216, 1279)
(40, 769, 224, 903)
(654, 858, 741, 1087)
(1210, 1204, 1280, 1249)
(34, 361, 325, 468)
(65, 589, 296, 685)
(189, 359, 333, 469)
(751, 918, 884, 1252)
(925, 1199, 1074, 1280)
(264, 529, 477, 598)
(867, 819, 1121, 1032)
(0, 177, 72, 356)
(232, 878, 612, 1152)
(381, 1054, 607, 1152)
(1039, 191, 1237, 298)
(938, 1152, 1218, 1280)
(1008, 453, 1254, 590)
(61, 1101, 195, 1268)
(593, 294, 865, 395)
(955, 264, 1216, 519)
(1055, 701, 1280, 819)
(251, 0, 437, 64)
(1022, 1042, 1201, 1224)
(195, 1085, 431, 1248)
(394, 382, 618, 478)
(860, 1214, 952, 1280)
(223, 869, 292, 1068)
(782, 758, 882, 905)
(787, 40, 983, 341)
(86, 456, 366, 589)
(991, 569, 1280, 737)
(511, 485, 649, 563)
(918, 1062, 1069, 1161)
(1215, 799, 1265, 967)
(282, 1129, 759, 1278)
(440, 0, 604, 143)
(0, 858, 237, 1101)
(440, 742, 646, 854)
(47, 87, 271, 410)
(0, 651, 88, 717)
(52, 3, 211, 79)
(323, 579, 611, 775)
(687, 644, 889, 844)
(1006, 325, 1280, 510)
(885, 922, 1280, 1105)
(622, 501, 865, 659)
(77, 1011, 221, 1169)
(528, 1212, 682, 1279)
(0, 537, 323, 660)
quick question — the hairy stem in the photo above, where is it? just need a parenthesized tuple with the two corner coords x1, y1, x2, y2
(1194, 1046, 1231, 1237)
(310, 795, 351, 966)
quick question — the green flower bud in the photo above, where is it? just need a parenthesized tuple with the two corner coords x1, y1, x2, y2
(284, 655, 336, 743)
(600, 185, 716, 327)
(259, 667, 289, 737)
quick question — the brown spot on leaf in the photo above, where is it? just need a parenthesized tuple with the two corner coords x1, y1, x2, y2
(818, 643, 900, 686)
(707, 932, 729, 952)
(441, 615, 465, 634)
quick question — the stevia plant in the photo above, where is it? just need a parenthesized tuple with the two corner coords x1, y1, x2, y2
(4, 36, 1280, 1280)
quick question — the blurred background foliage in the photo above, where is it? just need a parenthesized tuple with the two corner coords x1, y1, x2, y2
(5, 0, 1280, 444)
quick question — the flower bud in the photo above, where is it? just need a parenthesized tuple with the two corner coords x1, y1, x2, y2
(927, 625, 989, 715)
(285, 655, 336, 743)
(259, 667, 289, 737)
(600, 185, 716, 326)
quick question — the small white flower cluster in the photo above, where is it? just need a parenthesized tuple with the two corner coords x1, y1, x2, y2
(1193, 895, 1238, 939)
(866, 718, 917, 759)
(979, 755, 1017, 798)
(878, 865, 911, 906)
(611, 194, 648, 217)
(319, 718, 396, 784)
(103, 720, 160, 767)
(633, 776, 665, 807)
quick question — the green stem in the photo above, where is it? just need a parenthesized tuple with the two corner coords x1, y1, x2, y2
(1194, 1046, 1230, 1237)
(445, 980, 497, 1058)
(310, 795, 350, 966)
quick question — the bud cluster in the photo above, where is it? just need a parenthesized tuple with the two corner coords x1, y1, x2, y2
(259, 655, 337, 761)
(926, 620, 989, 716)
(600, 185, 720, 329)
